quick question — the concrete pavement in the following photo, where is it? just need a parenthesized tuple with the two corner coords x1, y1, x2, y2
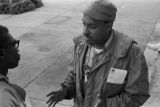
(0, 0, 160, 107)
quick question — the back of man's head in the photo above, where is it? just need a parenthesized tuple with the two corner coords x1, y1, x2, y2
(84, 0, 117, 21)
(0, 25, 11, 48)
(0, 25, 20, 70)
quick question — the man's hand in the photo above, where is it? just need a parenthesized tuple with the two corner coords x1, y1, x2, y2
(46, 88, 67, 107)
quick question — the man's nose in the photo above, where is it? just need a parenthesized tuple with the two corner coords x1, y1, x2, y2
(83, 26, 90, 36)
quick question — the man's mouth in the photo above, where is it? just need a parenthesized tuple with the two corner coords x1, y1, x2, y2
(84, 35, 91, 40)
(17, 53, 20, 60)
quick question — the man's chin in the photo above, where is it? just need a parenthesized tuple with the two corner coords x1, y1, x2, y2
(9, 63, 19, 69)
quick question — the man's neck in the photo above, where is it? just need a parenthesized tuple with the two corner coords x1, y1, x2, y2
(0, 64, 8, 76)
(93, 44, 105, 50)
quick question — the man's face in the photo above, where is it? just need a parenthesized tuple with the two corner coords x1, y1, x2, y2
(82, 14, 111, 45)
(2, 33, 20, 69)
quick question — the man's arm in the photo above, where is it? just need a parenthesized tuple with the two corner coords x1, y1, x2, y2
(46, 45, 77, 107)
(61, 46, 76, 99)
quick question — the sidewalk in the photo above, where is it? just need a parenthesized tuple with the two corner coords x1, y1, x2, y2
(0, 0, 160, 107)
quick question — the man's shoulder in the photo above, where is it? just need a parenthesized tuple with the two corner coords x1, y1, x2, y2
(0, 82, 27, 107)
(0, 81, 12, 95)
(0, 81, 13, 104)
(130, 42, 144, 56)
(114, 30, 142, 54)
(114, 30, 134, 42)
(0, 81, 9, 89)
(0, 82, 17, 106)
(113, 30, 137, 57)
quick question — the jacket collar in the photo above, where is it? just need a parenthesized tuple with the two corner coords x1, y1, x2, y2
(111, 30, 133, 58)
(0, 73, 9, 83)
(104, 30, 114, 51)
(73, 29, 134, 58)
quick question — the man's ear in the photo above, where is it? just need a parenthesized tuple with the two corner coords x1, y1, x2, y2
(105, 22, 113, 30)
(0, 49, 5, 59)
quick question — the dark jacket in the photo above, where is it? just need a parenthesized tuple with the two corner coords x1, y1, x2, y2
(61, 30, 150, 107)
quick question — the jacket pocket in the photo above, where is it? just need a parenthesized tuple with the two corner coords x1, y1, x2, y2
(100, 82, 125, 98)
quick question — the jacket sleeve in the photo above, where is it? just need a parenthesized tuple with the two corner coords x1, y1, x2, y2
(105, 44, 150, 107)
(60, 45, 76, 100)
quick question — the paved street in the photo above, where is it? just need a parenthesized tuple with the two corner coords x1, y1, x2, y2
(0, 0, 160, 107)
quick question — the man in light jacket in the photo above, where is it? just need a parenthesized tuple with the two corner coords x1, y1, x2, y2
(46, 0, 150, 107)
(0, 25, 32, 107)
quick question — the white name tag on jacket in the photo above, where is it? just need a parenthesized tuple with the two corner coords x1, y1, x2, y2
(107, 68, 127, 84)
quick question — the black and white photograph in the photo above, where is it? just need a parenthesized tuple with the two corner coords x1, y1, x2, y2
(0, 0, 160, 107)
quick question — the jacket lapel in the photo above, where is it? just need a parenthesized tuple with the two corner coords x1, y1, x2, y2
(76, 43, 88, 103)
(91, 53, 111, 72)
(78, 44, 88, 78)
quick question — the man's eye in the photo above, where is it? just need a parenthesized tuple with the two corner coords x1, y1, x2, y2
(90, 25, 96, 29)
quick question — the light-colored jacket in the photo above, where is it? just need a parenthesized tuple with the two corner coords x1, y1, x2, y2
(0, 74, 27, 107)
(61, 30, 150, 107)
